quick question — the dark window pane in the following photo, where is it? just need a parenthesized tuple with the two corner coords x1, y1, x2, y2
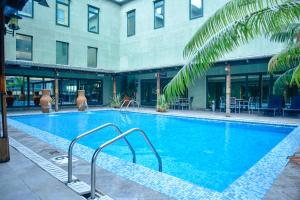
(16, 34, 32, 61)
(190, 0, 203, 19)
(154, 0, 164, 29)
(87, 47, 97, 68)
(88, 6, 99, 33)
(56, 0, 69, 26)
(79, 80, 103, 105)
(56, 41, 69, 65)
(60, 79, 77, 105)
(18, 0, 33, 17)
(127, 10, 135, 36)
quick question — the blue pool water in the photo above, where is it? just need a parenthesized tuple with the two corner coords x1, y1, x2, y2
(10, 110, 294, 192)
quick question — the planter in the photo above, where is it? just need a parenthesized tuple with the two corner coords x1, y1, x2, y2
(76, 90, 88, 111)
(6, 91, 14, 107)
(40, 89, 52, 113)
(123, 95, 130, 106)
(33, 91, 40, 106)
(157, 108, 167, 112)
(19, 92, 26, 101)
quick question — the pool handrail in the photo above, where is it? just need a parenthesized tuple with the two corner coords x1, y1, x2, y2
(119, 99, 130, 111)
(126, 100, 140, 109)
(90, 128, 162, 199)
(67, 123, 136, 183)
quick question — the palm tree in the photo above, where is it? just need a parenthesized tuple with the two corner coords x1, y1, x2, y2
(164, 0, 300, 116)
(268, 23, 300, 95)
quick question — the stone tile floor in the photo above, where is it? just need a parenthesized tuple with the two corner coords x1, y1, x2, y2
(2, 107, 300, 200)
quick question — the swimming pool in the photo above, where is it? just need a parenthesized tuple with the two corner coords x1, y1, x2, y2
(8, 110, 299, 199)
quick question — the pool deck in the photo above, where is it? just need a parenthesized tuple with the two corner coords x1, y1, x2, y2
(1, 107, 300, 200)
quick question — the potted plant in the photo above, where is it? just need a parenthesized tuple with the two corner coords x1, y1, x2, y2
(157, 95, 168, 112)
(111, 94, 121, 108)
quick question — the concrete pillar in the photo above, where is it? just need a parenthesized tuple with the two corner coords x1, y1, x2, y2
(113, 76, 116, 98)
(225, 65, 231, 117)
(0, 6, 9, 162)
(156, 72, 161, 102)
(55, 79, 59, 112)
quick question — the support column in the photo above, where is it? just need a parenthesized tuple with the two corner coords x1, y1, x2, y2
(55, 79, 59, 112)
(156, 72, 161, 102)
(225, 64, 231, 117)
(113, 76, 116, 98)
(0, 6, 9, 163)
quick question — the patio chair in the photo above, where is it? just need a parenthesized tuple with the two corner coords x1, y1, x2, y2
(260, 96, 284, 116)
(230, 97, 237, 113)
(219, 96, 225, 112)
(189, 96, 194, 110)
(283, 96, 300, 116)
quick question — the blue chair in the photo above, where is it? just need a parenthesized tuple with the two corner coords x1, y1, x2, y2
(283, 96, 300, 116)
(260, 96, 284, 116)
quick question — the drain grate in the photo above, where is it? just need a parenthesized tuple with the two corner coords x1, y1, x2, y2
(51, 154, 78, 165)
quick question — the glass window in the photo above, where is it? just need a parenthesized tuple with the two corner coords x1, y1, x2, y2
(88, 5, 99, 33)
(16, 34, 32, 61)
(79, 80, 103, 105)
(127, 10, 135, 37)
(190, 0, 203, 19)
(56, 41, 69, 65)
(87, 47, 97, 68)
(56, 0, 70, 27)
(18, 0, 33, 18)
(207, 76, 226, 109)
(29, 77, 43, 106)
(60, 79, 78, 105)
(154, 0, 164, 29)
(6, 76, 28, 107)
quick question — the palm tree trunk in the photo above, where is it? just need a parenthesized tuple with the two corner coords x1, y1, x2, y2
(226, 64, 231, 117)
(113, 76, 117, 98)
(156, 72, 161, 103)
(55, 79, 59, 112)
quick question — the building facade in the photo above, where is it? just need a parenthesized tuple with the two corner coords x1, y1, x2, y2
(4, 0, 297, 110)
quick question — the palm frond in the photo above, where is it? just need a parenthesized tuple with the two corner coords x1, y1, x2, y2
(269, 23, 300, 44)
(268, 43, 300, 73)
(291, 64, 300, 86)
(273, 68, 294, 94)
(164, 1, 300, 99)
(183, 0, 294, 59)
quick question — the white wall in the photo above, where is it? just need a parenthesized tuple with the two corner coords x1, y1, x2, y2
(5, 0, 121, 70)
(119, 0, 283, 71)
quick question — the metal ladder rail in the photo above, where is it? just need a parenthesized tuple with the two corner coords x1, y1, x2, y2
(119, 100, 129, 111)
(90, 128, 162, 199)
(67, 123, 136, 183)
(126, 100, 140, 109)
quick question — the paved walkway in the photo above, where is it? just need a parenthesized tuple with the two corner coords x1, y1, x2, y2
(0, 147, 83, 200)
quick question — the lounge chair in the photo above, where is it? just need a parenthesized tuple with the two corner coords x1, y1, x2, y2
(260, 96, 284, 116)
(283, 96, 300, 116)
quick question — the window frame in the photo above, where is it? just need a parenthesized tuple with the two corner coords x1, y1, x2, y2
(56, 0, 70, 27)
(56, 41, 69, 65)
(16, 33, 33, 61)
(87, 46, 98, 68)
(154, 0, 165, 29)
(18, 0, 34, 18)
(189, 0, 203, 20)
(127, 9, 136, 37)
(87, 5, 100, 34)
